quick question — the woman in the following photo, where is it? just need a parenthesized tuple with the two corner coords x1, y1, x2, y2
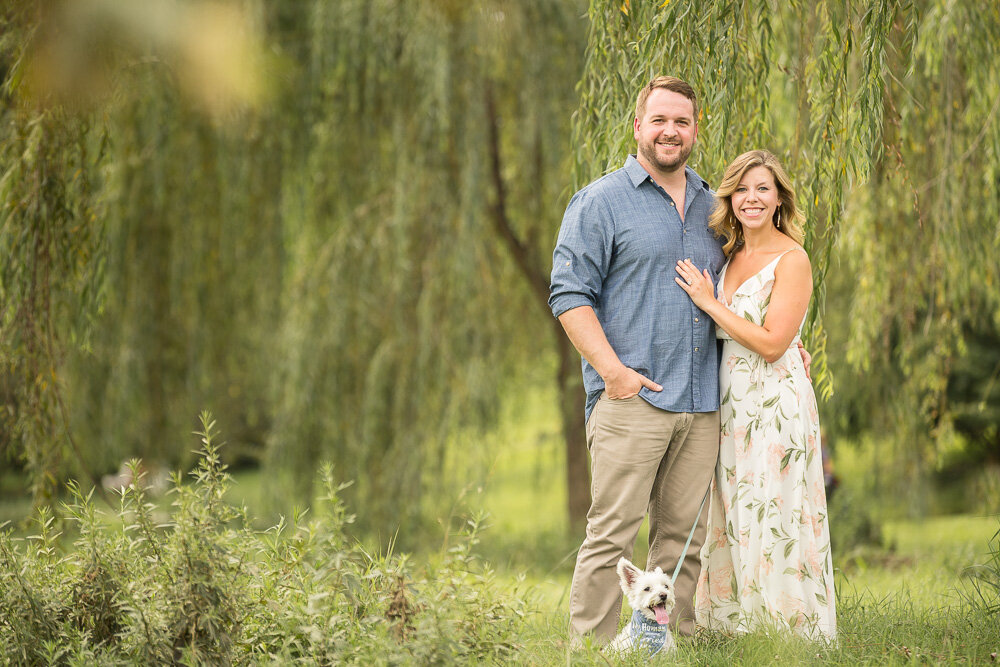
(674, 150, 836, 640)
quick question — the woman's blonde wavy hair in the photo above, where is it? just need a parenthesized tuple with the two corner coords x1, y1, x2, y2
(708, 150, 805, 257)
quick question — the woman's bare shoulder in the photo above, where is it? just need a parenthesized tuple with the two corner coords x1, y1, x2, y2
(774, 244, 812, 282)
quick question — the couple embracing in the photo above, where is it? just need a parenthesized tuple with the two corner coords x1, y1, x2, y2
(548, 76, 836, 645)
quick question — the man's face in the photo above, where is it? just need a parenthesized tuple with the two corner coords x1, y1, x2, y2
(634, 89, 698, 175)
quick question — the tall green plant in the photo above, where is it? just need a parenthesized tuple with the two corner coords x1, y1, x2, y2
(823, 0, 1000, 507)
(0, 49, 107, 504)
(264, 0, 588, 534)
(0, 414, 533, 663)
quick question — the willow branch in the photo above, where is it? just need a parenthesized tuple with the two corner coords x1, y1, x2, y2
(484, 84, 552, 315)
(917, 92, 1000, 193)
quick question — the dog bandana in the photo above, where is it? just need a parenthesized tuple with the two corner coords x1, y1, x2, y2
(628, 609, 669, 656)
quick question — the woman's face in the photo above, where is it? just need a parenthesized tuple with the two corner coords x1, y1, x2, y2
(731, 165, 780, 233)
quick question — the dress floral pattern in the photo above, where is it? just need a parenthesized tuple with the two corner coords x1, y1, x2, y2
(694, 250, 836, 640)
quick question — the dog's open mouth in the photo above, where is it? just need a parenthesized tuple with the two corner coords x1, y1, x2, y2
(651, 604, 669, 625)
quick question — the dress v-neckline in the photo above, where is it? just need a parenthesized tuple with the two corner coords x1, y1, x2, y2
(719, 251, 794, 307)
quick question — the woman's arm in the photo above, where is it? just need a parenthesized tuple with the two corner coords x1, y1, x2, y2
(675, 251, 813, 363)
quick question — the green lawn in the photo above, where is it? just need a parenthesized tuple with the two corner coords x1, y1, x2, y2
(476, 439, 998, 616)
(464, 389, 998, 663)
(474, 450, 998, 664)
(1, 388, 997, 663)
(838, 514, 998, 607)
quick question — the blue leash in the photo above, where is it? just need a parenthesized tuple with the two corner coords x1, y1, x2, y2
(623, 485, 711, 657)
(670, 485, 710, 585)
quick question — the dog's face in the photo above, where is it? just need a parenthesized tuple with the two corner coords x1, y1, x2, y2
(616, 557, 675, 625)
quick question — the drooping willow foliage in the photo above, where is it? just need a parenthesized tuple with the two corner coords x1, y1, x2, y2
(262, 0, 589, 531)
(571, 0, 908, 401)
(1, 0, 997, 532)
(0, 0, 588, 534)
(0, 106, 105, 504)
(826, 1, 1000, 508)
(573, 0, 1000, 506)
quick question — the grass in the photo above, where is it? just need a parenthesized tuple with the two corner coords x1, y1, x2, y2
(1, 471, 996, 663)
(838, 515, 998, 607)
(462, 384, 1000, 663)
(1, 390, 997, 663)
(475, 506, 999, 664)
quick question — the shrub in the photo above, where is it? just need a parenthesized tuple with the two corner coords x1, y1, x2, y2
(0, 412, 532, 664)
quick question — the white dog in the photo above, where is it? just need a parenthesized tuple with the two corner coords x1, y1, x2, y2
(605, 557, 676, 656)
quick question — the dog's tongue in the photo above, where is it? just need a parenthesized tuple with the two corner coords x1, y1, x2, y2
(653, 605, 669, 625)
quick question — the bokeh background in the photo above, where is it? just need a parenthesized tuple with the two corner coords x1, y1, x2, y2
(1, 0, 998, 571)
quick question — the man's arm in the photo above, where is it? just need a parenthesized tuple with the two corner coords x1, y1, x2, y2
(557, 305, 662, 399)
(797, 341, 812, 380)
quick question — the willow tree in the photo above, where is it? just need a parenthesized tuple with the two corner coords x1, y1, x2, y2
(1, 0, 299, 498)
(572, 0, 905, 392)
(2, 0, 591, 534)
(5, 0, 994, 537)
(264, 0, 589, 534)
(573, 0, 999, 511)
(0, 3, 109, 503)
(823, 0, 1000, 510)
(1, 0, 281, 481)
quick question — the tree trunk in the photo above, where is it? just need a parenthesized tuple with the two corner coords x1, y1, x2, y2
(485, 85, 590, 533)
(555, 328, 590, 535)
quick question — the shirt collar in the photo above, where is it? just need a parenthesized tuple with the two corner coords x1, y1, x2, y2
(624, 154, 651, 188)
(625, 154, 711, 193)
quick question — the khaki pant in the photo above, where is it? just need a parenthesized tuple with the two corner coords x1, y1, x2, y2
(569, 393, 719, 641)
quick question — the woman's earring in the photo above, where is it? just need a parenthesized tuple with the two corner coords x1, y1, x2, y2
(775, 207, 782, 229)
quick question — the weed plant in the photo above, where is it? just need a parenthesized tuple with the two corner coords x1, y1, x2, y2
(0, 413, 531, 664)
(961, 520, 1000, 617)
(1, 413, 997, 664)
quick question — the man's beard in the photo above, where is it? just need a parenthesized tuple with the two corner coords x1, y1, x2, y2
(639, 139, 692, 173)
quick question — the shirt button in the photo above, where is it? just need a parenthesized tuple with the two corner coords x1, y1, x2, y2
(670, 202, 675, 207)
(695, 317, 700, 322)
(694, 347, 700, 352)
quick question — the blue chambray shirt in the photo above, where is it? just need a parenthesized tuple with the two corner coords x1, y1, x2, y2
(549, 155, 726, 422)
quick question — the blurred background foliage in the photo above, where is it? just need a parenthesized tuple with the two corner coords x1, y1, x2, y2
(1, 0, 998, 547)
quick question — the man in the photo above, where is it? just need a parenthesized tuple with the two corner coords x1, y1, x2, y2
(548, 76, 725, 641)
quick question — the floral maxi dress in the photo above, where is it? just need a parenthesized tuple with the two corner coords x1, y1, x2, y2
(694, 250, 837, 640)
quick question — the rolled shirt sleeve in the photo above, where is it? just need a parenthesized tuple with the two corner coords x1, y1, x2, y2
(549, 188, 614, 318)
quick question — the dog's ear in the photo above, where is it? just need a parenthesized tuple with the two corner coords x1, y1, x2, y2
(654, 566, 664, 576)
(616, 557, 641, 588)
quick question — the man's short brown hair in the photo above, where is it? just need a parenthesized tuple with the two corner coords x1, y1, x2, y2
(635, 76, 699, 122)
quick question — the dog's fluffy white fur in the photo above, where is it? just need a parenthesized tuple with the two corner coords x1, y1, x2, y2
(605, 557, 676, 655)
